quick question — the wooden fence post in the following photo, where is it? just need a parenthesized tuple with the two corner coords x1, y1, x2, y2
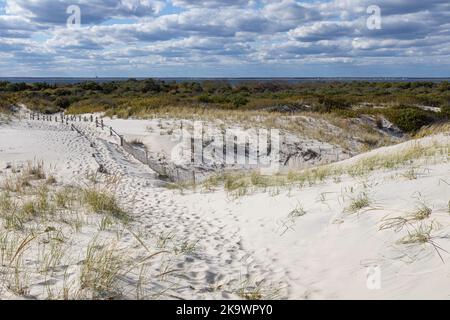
(110, 126, 113, 136)
(120, 136, 124, 146)
(191, 137, 195, 164)
(95, 117, 98, 128)
(234, 136, 238, 163)
(101, 119, 104, 129)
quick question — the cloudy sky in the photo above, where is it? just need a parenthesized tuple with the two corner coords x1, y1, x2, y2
(0, 0, 449, 77)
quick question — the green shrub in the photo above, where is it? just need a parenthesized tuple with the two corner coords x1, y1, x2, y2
(231, 95, 249, 108)
(441, 104, 450, 119)
(385, 107, 434, 133)
(316, 96, 352, 112)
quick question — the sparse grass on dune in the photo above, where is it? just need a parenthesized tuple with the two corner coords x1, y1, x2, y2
(25, 161, 46, 180)
(194, 137, 450, 196)
(0, 103, 13, 124)
(0, 163, 58, 230)
(278, 202, 307, 236)
(234, 274, 283, 300)
(0, 159, 210, 300)
(379, 201, 433, 233)
(345, 193, 371, 214)
(1, 161, 51, 193)
(82, 188, 128, 222)
(54, 186, 77, 209)
(377, 198, 448, 261)
(412, 204, 433, 221)
(345, 139, 449, 176)
(415, 123, 450, 138)
(79, 238, 125, 299)
(399, 224, 434, 245)
(0, 162, 130, 298)
(401, 167, 418, 180)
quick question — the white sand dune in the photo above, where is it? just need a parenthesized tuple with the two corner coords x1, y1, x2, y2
(1, 113, 449, 299)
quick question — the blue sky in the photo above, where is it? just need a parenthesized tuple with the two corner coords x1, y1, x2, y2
(0, 0, 449, 77)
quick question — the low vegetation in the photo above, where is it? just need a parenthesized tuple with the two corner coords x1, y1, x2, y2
(345, 193, 371, 214)
(0, 160, 183, 299)
(82, 188, 128, 222)
(2, 80, 449, 142)
(194, 137, 450, 196)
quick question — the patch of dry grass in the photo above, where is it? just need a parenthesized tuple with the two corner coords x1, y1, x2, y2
(82, 188, 128, 222)
(415, 123, 450, 138)
(79, 239, 125, 299)
(196, 138, 450, 195)
(0, 159, 202, 300)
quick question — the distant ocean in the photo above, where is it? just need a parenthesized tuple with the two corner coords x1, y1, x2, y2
(1, 77, 449, 84)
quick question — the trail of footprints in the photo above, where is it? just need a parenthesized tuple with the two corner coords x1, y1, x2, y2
(26, 119, 291, 299)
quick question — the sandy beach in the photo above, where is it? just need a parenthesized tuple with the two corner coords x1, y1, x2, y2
(1, 111, 449, 299)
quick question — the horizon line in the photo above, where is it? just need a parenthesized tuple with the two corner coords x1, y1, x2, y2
(1, 76, 450, 80)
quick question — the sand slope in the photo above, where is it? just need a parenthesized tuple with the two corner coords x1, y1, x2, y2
(1, 114, 449, 299)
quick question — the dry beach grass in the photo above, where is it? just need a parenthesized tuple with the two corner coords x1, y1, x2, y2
(1, 107, 450, 299)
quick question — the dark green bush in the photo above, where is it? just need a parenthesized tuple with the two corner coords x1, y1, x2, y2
(317, 96, 352, 112)
(441, 103, 450, 119)
(55, 97, 71, 109)
(230, 95, 249, 108)
(384, 107, 434, 133)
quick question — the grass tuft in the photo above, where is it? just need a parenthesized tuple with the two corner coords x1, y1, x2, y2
(345, 193, 370, 214)
(82, 189, 128, 222)
(80, 239, 125, 299)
